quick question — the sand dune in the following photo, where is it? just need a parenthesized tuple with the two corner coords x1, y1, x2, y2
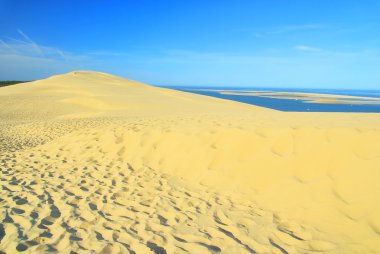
(1, 71, 380, 253)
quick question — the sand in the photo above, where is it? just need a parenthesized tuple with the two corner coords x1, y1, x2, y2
(0, 71, 380, 254)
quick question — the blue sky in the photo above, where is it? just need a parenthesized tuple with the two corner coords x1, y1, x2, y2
(1, 0, 380, 88)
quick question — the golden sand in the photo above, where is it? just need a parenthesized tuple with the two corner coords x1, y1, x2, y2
(0, 71, 379, 253)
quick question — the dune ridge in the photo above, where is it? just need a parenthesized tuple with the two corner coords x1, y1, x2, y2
(1, 71, 380, 253)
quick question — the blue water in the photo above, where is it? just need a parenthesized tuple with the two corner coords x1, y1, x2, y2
(159, 86, 380, 113)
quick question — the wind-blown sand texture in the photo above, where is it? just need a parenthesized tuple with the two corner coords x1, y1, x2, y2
(1, 71, 380, 254)
(219, 91, 380, 105)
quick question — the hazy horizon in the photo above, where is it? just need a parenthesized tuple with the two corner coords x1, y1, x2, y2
(1, 1, 380, 89)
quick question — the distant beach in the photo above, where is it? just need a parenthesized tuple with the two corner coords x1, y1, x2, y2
(162, 86, 380, 113)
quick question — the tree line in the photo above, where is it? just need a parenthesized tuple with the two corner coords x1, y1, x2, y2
(0, 81, 30, 87)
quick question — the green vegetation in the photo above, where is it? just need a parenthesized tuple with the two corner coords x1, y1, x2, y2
(0, 81, 30, 87)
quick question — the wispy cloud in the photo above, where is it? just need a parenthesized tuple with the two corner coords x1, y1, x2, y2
(0, 30, 93, 79)
(2, 29, 380, 89)
(252, 24, 325, 37)
(294, 45, 322, 52)
(273, 24, 324, 33)
(87, 51, 130, 57)
(0, 39, 17, 53)
(17, 29, 44, 55)
(0, 30, 92, 62)
(150, 49, 292, 65)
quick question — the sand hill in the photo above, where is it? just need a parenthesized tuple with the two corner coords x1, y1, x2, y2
(1, 71, 380, 254)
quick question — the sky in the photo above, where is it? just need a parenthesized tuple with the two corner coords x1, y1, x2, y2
(1, 0, 380, 89)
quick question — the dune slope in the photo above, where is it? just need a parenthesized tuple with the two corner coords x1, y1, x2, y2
(1, 71, 380, 254)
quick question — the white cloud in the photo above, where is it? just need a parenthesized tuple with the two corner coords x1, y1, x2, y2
(156, 49, 290, 65)
(1, 30, 380, 89)
(294, 45, 322, 52)
(0, 33, 88, 62)
(274, 24, 324, 33)
(17, 29, 44, 55)
(0, 31, 94, 79)
(251, 24, 325, 37)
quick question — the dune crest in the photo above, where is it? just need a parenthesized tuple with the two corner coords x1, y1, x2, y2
(1, 71, 380, 253)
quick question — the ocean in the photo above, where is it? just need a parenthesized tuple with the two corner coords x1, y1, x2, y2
(160, 86, 380, 113)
